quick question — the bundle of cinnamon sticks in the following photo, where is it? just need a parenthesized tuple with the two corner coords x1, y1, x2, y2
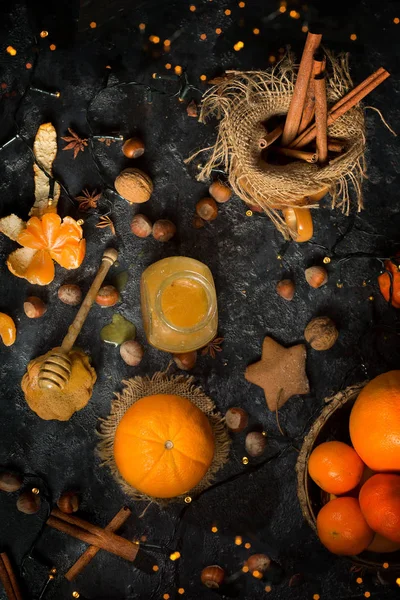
(0, 552, 23, 600)
(261, 32, 390, 165)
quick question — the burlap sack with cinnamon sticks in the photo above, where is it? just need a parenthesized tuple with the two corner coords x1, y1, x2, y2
(97, 372, 231, 506)
(187, 54, 366, 239)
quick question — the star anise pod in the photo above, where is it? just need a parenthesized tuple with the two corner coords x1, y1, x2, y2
(96, 215, 115, 235)
(62, 128, 88, 159)
(75, 188, 101, 211)
(201, 336, 224, 359)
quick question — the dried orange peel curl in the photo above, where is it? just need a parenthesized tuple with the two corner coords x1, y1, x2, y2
(6, 213, 85, 285)
(0, 313, 16, 346)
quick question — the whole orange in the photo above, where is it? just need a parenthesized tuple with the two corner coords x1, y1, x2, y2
(114, 394, 215, 498)
(308, 441, 364, 495)
(350, 371, 400, 471)
(316, 497, 374, 555)
(367, 533, 400, 554)
(359, 474, 400, 543)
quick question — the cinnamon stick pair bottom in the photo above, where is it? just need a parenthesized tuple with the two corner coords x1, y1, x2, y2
(0, 553, 23, 600)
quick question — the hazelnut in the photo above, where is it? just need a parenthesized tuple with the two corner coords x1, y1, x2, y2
(246, 554, 271, 575)
(17, 490, 41, 514)
(245, 431, 267, 457)
(305, 266, 328, 289)
(276, 279, 295, 301)
(57, 491, 80, 514)
(0, 472, 23, 493)
(120, 340, 144, 366)
(96, 285, 120, 307)
(186, 100, 198, 117)
(196, 198, 218, 221)
(225, 407, 248, 432)
(192, 216, 205, 229)
(58, 284, 82, 306)
(152, 219, 176, 242)
(131, 214, 153, 238)
(115, 168, 153, 204)
(24, 296, 47, 318)
(122, 137, 145, 159)
(209, 181, 232, 204)
(304, 316, 338, 351)
(249, 204, 263, 213)
(173, 351, 197, 370)
(201, 565, 225, 589)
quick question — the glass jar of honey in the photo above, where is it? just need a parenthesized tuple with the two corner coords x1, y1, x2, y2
(141, 257, 218, 353)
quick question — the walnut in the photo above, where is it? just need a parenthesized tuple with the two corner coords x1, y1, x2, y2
(304, 316, 338, 351)
(115, 168, 153, 204)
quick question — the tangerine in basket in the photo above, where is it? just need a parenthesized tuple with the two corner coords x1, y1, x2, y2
(367, 533, 400, 554)
(316, 497, 374, 555)
(359, 474, 400, 543)
(349, 371, 400, 471)
(308, 441, 364, 495)
(114, 393, 215, 499)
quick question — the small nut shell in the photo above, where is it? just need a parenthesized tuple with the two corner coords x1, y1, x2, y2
(246, 554, 271, 574)
(115, 168, 153, 204)
(17, 490, 41, 514)
(57, 491, 80, 514)
(173, 351, 197, 370)
(131, 214, 153, 238)
(245, 431, 267, 457)
(225, 407, 248, 432)
(24, 297, 47, 318)
(209, 181, 232, 203)
(58, 284, 82, 306)
(305, 266, 328, 288)
(192, 216, 205, 229)
(96, 285, 120, 307)
(120, 340, 144, 366)
(0, 472, 23, 492)
(196, 198, 218, 221)
(276, 279, 295, 301)
(201, 565, 225, 589)
(152, 219, 176, 242)
(122, 137, 145, 159)
(304, 316, 338, 350)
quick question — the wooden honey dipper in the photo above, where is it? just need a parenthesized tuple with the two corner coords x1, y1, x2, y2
(38, 247, 119, 390)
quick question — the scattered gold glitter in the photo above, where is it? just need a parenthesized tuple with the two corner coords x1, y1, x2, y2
(235, 536, 243, 545)
(90, 22, 97, 28)
(253, 28, 260, 34)
(242, 456, 249, 464)
(76, 219, 84, 226)
(32, 487, 40, 495)
(165, 63, 172, 70)
(200, 33, 207, 40)
(189, 4, 196, 11)
(6, 46, 17, 56)
(362, 281, 367, 286)
(178, 589, 185, 595)
(383, 562, 389, 569)
(170, 552, 181, 561)
(252, 570, 263, 579)
(164, 39, 171, 47)
(40, 30, 49, 38)
(175, 65, 183, 75)
(302, 25, 309, 32)
(216, 28, 222, 34)
(289, 10, 301, 18)
(265, 585, 272, 592)
(50, 568, 57, 574)
(225, 9, 231, 15)
(242, 566, 249, 573)
(49, 44, 56, 51)
(26, 62, 32, 69)
(245, 542, 251, 549)
(323, 256, 331, 264)
(336, 282, 343, 288)
(277, 254, 282, 260)
(356, 577, 363, 584)
(139, 23, 146, 31)
(394, 17, 400, 24)
(350, 33, 357, 40)
(369, 296, 374, 301)
(234, 41, 244, 51)
(152, 565, 159, 572)
(211, 526, 218, 533)
(246, 210, 253, 216)
(239, 1, 245, 6)
(200, 74, 207, 81)
(184, 495, 192, 503)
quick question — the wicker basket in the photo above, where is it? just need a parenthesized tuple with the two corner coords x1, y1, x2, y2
(296, 382, 400, 570)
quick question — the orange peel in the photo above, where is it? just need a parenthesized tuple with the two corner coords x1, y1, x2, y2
(0, 313, 16, 346)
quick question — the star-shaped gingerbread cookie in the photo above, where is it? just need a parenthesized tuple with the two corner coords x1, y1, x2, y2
(245, 337, 309, 411)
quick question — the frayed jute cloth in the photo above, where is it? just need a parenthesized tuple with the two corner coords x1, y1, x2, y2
(296, 382, 366, 531)
(186, 53, 366, 239)
(97, 372, 231, 506)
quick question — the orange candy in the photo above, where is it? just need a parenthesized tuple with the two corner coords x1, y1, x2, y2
(350, 371, 400, 471)
(317, 497, 374, 555)
(359, 474, 400, 543)
(308, 441, 364, 495)
(0, 313, 16, 346)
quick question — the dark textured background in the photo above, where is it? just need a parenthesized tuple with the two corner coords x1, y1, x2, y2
(0, 0, 400, 598)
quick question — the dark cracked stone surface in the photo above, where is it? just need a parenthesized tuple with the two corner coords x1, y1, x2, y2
(0, 0, 400, 599)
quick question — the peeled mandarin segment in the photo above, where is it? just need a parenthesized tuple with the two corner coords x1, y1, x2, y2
(41, 213, 62, 248)
(0, 313, 16, 346)
(17, 216, 48, 249)
(50, 239, 86, 269)
(53, 217, 83, 247)
(25, 249, 55, 285)
(283, 207, 313, 242)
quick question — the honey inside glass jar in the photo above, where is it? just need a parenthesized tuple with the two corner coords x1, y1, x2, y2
(141, 257, 218, 353)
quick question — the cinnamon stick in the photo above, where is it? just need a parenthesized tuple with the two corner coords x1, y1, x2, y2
(314, 73, 328, 164)
(289, 67, 390, 149)
(298, 52, 326, 134)
(0, 555, 22, 600)
(259, 124, 283, 149)
(0, 555, 16, 600)
(64, 507, 132, 581)
(47, 510, 138, 562)
(327, 139, 345, 153)
(281, 32, 322, 146)
(271, 147, 317, 163)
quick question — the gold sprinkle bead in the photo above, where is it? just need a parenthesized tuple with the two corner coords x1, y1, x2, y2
(211, 526, 218, 533)
(50, 567, 57, 574)
(242, 565, 249, 573)
(32, 487, 40, 495)
(323, 256, 331, 264)
(336, 282, 343, 288)
(396, 577, 400, 585)
(235, 536, 242, 545)
(178, 588, 185, 595)
(246, 210, 253, 217)
(265, 585, 272, 592)
(276, 255, 282, 260)
(40, 30, 49, 38)
(369, 296, 374, 301)
(383, 562, 389, 569)
(77, 219, 84, 226)
(244, 542, 251, 549)
(242, 456, 249, 465)
(184, 496, 192, 504)
(72, 594, 80, 599)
